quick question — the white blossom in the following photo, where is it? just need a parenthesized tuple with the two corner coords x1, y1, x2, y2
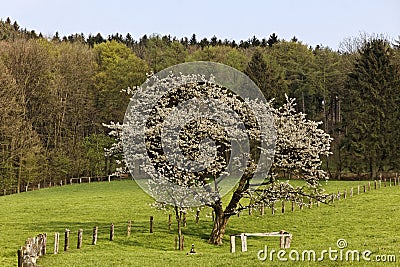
(104, 70, 332, 211)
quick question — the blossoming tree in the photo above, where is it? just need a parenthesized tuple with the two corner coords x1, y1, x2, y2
(104, 62, 332, 245)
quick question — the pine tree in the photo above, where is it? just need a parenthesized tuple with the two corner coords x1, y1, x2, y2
(199, 38, 209, 48)
(210, 35, 217, 46)
(189, 34, 197, 45)
(267, 33, 279, 47)
(342, 39, 400, 177)
(244, 50, 288, 105)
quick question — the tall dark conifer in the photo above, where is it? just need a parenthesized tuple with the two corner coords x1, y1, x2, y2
(342, 39, 400, 176)
(244, 50, 288, 105)
(267, 33, 279, 47)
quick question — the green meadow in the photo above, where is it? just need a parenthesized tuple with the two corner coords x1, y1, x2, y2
(1, 180, 399, 266)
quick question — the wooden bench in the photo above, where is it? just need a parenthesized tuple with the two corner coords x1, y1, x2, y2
(230, 230, 292, 253)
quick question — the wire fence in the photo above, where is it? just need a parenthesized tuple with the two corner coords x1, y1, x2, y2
(1, 174, 131, 196)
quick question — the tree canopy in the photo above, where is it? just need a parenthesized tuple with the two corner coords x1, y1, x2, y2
(1, 17, 399, 196)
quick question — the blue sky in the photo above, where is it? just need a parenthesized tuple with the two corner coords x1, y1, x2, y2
(1, 0, 399, 50)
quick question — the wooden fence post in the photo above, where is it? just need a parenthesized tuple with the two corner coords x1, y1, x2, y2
(271, 203, 275, 215)
(368, 182, 371, 191)
(127, 220, 132, 237)
(363, 185, 366, 193)
(110, 223, 114, 241)
(230, 235, 236, 253)
(42, 233, 47, 255)
(384, 178, 387, 187)
(54, 232, 59, 254)
(291, 201, 295, 212)
(374, 180, 377, 189)
(77, 229, 83, 249)
(350, 187, 353, 197)
(357, 185, 360, 194)
(260, 203, 265, 215)
(240, 233, 247, 252)
(281, 201, 285, 213)
(17, 248, 22, 267)
(389, 178, 392, 187)
(150, 216, 154, 233)
(337, 191, 341, 200)
(195, 209, 200, 224)
(279, 230, 285, 248)
(92, 226, 98, 245)
(343, 189, 347, 199)
(64, 229, 70, 252)
(309, 198, 312, 208)
(379, 179, 382, 188)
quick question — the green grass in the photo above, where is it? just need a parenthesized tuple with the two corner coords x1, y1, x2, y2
(1, 180, 399, 266)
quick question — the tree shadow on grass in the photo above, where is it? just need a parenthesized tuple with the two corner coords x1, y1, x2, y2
(21, 213, 246, 252)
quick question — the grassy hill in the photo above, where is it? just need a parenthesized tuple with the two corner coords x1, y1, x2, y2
(0, 180, 399, 266)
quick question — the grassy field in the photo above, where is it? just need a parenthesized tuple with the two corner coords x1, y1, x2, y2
(0, 180, 399, 266)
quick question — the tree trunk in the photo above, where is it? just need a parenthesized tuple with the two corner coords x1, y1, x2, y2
(369, 156, 374, 179)
(208, 172, 252, 245)
(17, 151, 22, 194)
(208, 205, 231, 245)
(208, 212, 230, 245)
(174, 206, 184, 250)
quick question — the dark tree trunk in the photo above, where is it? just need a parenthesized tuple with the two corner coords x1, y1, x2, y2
(369, 156, 374, 179)
(208, 200, 232, 245)
(208, 172, 253, 245)
(208, 211, 230, 245)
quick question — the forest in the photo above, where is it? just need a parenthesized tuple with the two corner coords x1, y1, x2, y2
(1, 17, 400, 194)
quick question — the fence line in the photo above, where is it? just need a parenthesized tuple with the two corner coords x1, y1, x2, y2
(4, 173, 399, 197)
(17, 210, 209, 265)
(1, 174, 131, 197)
(250, 177, 400, 216)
